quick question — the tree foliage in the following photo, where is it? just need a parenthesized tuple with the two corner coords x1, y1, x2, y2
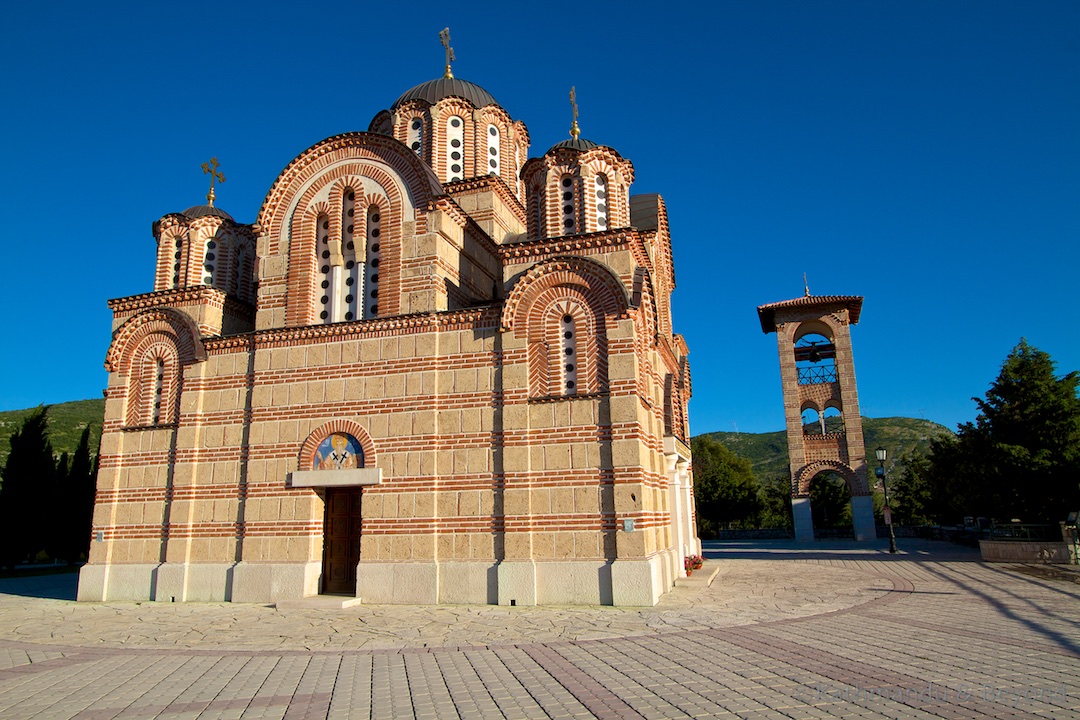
(0, 408, 56, 567)
(889, 451, 934, 525)
(809, 472, 851, 529)
(58, 427, 97, 564)
(691, 435, 763, 534)
(0, 408, 98, 568)
(925, 340, 1080, 524)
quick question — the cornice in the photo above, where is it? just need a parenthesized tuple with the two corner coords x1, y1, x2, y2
(498, 227, 650, 268)
(108, 286, 254, 315)
(203, 306, 502, 351)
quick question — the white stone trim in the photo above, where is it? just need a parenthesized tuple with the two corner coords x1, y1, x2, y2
(289, 468, 382, 487)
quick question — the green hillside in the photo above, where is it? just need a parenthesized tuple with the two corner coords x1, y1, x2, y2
(0, 399, 106, 466)
(698, 417, 953, 480)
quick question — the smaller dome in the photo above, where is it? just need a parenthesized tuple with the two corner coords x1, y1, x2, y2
(392, 77, 498, 110)
(181, 205, 234, 221)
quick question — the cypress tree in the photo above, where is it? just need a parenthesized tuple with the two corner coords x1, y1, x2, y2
(61, 426, 96, 563)
(0, 408, 55, 567)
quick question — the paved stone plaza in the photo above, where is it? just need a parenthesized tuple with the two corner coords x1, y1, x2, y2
(0, 540, 1076, 719)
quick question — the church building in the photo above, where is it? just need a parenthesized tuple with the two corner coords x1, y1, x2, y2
(78, 44, 697, 606)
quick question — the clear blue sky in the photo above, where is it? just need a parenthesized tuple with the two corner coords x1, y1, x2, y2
(1, 1, 1077, 435)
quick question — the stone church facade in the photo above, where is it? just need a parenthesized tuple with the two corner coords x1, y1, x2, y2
(78, 68, 697, 606)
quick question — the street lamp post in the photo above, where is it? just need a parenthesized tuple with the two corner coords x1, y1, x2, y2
(875, 446, 898, 554)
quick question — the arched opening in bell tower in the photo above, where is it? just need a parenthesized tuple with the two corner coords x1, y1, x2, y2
(794, 329, 837, 385)
(809, 470, 853, 536)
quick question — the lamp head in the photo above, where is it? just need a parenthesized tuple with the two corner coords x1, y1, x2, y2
(875, 446, 887, 463)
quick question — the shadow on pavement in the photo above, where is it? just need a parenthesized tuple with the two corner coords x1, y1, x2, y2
(0, 570, 79, 601)
(701, 538, 981, 563)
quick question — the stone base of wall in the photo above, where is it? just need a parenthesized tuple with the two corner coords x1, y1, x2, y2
(611, 555, 665, 607)
(77, 563, 156, 602)
(979, 540, 1073, 564)
(358, 559, 634, 606)
(230, 562, 321, 602)
(78, 561, 324, 602)
(78, 556, 679, 606)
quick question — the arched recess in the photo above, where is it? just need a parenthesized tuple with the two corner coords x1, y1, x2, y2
(257, 131, 442, 246)
(105, 309, 205, 375)
(285, 166, 399, 326)
(106, 310, 205, 428)
(501, 257, 630, 398)
(298, 420, 377, 472)
(502, 256, 630, 334)
(793, 460, 868, 497)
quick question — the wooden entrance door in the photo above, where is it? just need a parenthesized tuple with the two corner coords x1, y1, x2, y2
(321, 487, 362, 595)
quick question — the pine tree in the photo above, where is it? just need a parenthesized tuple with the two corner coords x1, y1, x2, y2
(928, 340, 1080, 523)
(0, 408, 56, 567)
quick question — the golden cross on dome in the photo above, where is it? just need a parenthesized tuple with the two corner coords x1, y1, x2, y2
(439, 27, 455, 79)
(201, 157, 225, 207)
(569, 86, 580, 139)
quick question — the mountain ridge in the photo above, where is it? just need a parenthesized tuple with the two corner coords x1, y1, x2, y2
(696, 416, 953, 479)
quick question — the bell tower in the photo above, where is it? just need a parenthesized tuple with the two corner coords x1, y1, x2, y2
(757, 292, 876, 542)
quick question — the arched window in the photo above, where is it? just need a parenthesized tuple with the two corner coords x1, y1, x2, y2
(407, 116, 424, 157)
(229, 240, 255, 302)
(202, 232, 219, 286)
(823, 406, 844, 434)
(794, 332, 837, 385)
(514, 142, 522, 197)
(342, 190, 360, 322)
(801, 407, 823, 435)
(126, 342, 180, 428)
(559, 174, 577, 235)
(486, 124, 500, 176)
(151, 358, 165, 425)
(531, 299, 599, 398)
(446, 116, 464, 181)
(172, 235, 184, 288)
(560, 311, 578, 394)
(316, 213, 333, 323)
(364, 206, 381, 319)
(594, 173, 609, 230)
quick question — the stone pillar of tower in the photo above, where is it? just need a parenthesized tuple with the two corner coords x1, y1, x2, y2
(757, 294, 876, 542)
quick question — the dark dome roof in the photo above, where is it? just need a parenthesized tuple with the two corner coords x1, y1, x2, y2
(392, 77, 498, 110)
(181, 205, 234, 221)
(548, 137, 599, 153)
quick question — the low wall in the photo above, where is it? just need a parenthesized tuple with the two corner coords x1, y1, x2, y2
(979, 540, 1073, 564)
(712, 529, 794, 541)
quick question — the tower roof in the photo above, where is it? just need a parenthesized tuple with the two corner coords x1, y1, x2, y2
(392, 77, 499, 110)
(756, 295, 863, 333)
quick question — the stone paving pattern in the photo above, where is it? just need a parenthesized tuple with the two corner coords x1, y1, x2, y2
(0, 540, 1076, 718)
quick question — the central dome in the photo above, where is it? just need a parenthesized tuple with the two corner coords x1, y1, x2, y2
(392, 77, 498, 110)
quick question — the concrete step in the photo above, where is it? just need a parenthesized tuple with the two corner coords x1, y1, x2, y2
(674, 561, 721, 589)
(275, 595, 363, 610)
